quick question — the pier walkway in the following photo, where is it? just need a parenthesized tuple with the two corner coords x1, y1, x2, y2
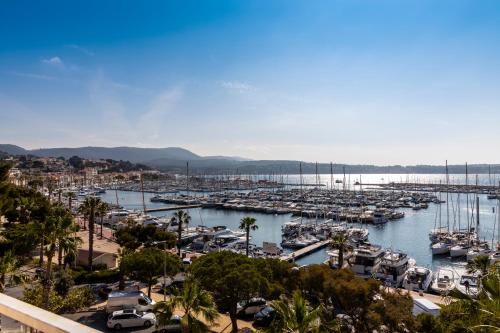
(145, 204, 202, 213)
(280, 240, 331, 262)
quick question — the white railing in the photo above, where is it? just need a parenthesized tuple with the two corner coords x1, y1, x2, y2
(0, 293, 101, 333)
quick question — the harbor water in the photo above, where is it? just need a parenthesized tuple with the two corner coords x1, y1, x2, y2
(100, 174, 499, 271)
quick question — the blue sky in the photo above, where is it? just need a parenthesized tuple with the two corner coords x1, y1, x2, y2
(1, 0, 500, 165)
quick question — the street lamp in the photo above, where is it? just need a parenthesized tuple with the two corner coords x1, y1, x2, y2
(152, 240, 168, 302)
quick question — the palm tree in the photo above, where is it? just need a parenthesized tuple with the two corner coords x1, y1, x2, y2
(96, 201, 110, 239)
(172, 210, 191, 257)
(466, 255, 491, 277)
(117, 247, 132, 290)
(330, 232, 350, 269)
(56, 214, 81, 267)
(0, 251, 29, 292)
(41, 205, 75, 309)
(45, 177, 55, 203)
(0, 251, 29, 332)
(78, 196, 102, 270)
(449, 265, 500, 332)
(65, 191, 77, 212)
(267, 290, 324, 333)
(239, 217, 258, 257)
(154, 281, 219, 333)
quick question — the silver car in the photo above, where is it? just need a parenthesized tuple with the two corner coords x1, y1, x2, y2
(107, 309, 156, 330)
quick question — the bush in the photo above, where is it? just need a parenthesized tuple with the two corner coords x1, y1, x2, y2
(23, 283, 94, 314)
(73, 269, 120, 285)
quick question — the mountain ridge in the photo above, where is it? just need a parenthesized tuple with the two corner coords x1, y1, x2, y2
(1, 144, 500, 174)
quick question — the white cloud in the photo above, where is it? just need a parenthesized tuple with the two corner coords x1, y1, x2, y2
(220, 80, 255, 93)
(8, 71, 57, 81)
(42, 56, 64, 67)
(66, 44, 95, 56)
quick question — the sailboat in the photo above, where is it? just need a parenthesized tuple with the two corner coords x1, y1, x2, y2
(432, 163, 452, 255)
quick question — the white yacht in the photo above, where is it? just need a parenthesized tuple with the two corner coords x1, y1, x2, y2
(430, 268, 455, 295)
(373, 210, 388, 225)
(349, 244, 385, 278)
(376, 250, 414, 287)
(402, 266, 433, 292)
(347, 228, 369, 243)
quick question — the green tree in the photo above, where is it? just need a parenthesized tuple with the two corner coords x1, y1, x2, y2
(0, 250, 29, 292)
(172, 210, 191, 257)
(239, 216, 258, 257)
(266, 290, 325, 333)
(466, 255, 491, 277)
(115, 224, 176, 250)
(124, 247, 181, 297)
(117, 247, 132, 290)
(78, 196, 102, 270)
(96, 201, 109, 238)
(41, 205, 75, 309)
(443, 265, 500, 332)
(64, 191, 77, 212)
(190, 251, 266, 332)
(329, 232, 350, 269)
(154, 280, 219, 333)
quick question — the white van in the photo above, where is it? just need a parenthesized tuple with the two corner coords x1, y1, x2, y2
(106, 291, 156, 314)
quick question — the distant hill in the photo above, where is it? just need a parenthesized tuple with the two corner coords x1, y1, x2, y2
(0, 144, 28, 156)
(1, 144, 499, 174)
(0, 145, 201, 163)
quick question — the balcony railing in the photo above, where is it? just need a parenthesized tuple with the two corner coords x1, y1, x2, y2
(0, 293, 101, 333)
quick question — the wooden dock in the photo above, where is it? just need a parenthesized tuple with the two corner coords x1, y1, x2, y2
(280, 240, 331, 262)
(145, 204, 202, 213)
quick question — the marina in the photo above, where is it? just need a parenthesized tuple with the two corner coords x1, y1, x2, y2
(98, 173, 500, 273)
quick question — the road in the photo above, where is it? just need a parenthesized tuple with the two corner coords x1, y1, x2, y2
(63, 311, 156, 333)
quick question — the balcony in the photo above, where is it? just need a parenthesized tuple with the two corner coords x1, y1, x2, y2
(0, 293, 101, 333)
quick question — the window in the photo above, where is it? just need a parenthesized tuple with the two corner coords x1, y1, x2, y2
(138, 298, 148, 306)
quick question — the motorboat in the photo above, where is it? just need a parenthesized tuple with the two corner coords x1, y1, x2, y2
(430, 268, 455, 295)
(456, 274, 479, 298)
(347, 228, 369, 243)
(373, 210, 388, 225)
(349, 243, 385, 278)
(376, 250, 414, 287)
(402, 266, 433, 292)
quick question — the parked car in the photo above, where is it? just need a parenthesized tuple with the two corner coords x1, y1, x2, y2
(106, 309, 156, 330)
(154, 314, 182, 333)
(106, 290, 155, 314)
(237, 297, 267, 318)
(158, 274, 186, 295)
(253, 306, 276, 327)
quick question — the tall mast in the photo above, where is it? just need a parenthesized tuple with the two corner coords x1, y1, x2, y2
(299, 162, 303, 196)
(186, 161, 189, 195)
(140, 172, 146, 214)
(342, 166, 346, 192)
(446, 160, 450, 233)
(476, 175, 480, 228)
(330, 162, 333, 191)
(315, 162, 318, 188)
(466, 163, 470, 232)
